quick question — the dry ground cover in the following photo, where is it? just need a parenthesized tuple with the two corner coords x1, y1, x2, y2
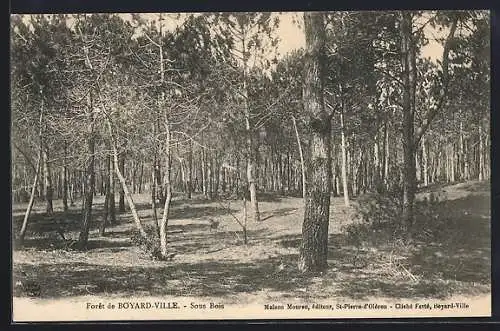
(12, 181, 490, 304)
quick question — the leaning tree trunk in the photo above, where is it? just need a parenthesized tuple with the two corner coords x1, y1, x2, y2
(298, 12, 332, 273)
(18, 105, 44, 243)
(103, 111, 147, 239)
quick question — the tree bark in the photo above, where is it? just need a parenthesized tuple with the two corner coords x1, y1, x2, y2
(298, 12, 331, 273)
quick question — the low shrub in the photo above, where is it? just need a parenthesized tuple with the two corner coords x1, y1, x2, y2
(130, 225, 162, 260)
(346, 184, 452, 247)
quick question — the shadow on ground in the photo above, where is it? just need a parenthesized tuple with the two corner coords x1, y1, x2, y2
(12, 181, 490, 300)
(13, 254, 310, 299)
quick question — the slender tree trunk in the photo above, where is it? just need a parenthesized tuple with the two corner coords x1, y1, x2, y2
(340, 106, 349, 207)
(18, 105, 44, 242)
(103, 113, 147, 238)
(18, 157, 42, 242)
(62, 143, 68, 212)
(422, 135, 428, 187)
(241, 33, 260, 222)
(118, 152, 125, 212)
(151, 166, 160, 237)
(242, 195, 248, 245)
(373, 131, 380, 191)
(451, 144, 456, 182)
(201, 148, 207, 196)
(187, 140, 193, 199)
(400, 11, 417, 225)
(298, 12, 331, 273)
(383, 121, 390, 186)
(479, 124, 484, 181)
(292, 115, 306, 200)
(157, 25, 173, 257)
(131, 161, 137, 194)
(43, 147, 53, 215)
(464, 138, 470, 181)
(108, 153, 116, 224)
(78, 98, 96, 249)
(159, 121, 173, 258)
(100, 154, 111, 236)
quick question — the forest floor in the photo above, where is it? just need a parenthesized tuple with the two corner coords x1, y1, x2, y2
(12, 180, 491, 310)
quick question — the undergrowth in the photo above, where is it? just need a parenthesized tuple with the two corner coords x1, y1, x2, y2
(344, 184, 454, 248)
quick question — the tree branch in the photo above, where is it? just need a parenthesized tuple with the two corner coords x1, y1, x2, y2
(414, 14, 459, 144)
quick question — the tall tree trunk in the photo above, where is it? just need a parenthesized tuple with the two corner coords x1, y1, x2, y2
(292, 115, 306, 200)
(422, 135, 428, 187)
(108, 153, 116, 224)
(451, 144, 456, 182)
(479, 124, 484, 181)
(62, 142, 68, 212)
(242, 195, 248, 245)
(340, 105, 349, 207)
(138, 162, 143, 194)
(298, 12, 331, 273)
(201, 148, 207, 196)
(151, 166, 160, 237)
(118, 153, 126, 212)
(383, 120, 390, 186)
(100, 154, 111, 236)
(157, 24, 173, 257)
(400, 11, 417, 225)
(459, 121, 464, 180)
(160, 121, 173, 258)
(187, 141, 193, 199)
(43, 146, 53, 215)
(241, 33, 260, 222)
(464, 138, 470, 181)
(78, 99, 96, 249)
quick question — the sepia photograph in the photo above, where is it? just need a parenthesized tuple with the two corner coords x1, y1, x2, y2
(10, 10, 491, 321)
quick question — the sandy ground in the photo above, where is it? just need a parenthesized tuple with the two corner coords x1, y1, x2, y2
(12, 180, 491, 321)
